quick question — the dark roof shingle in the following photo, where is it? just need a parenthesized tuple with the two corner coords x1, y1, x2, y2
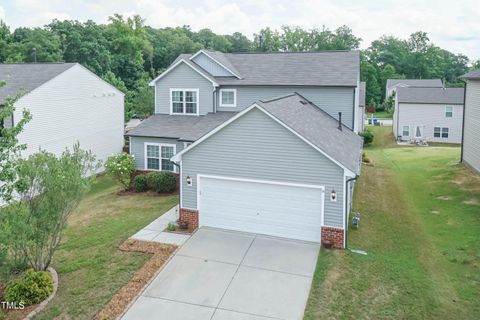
(257, 93, 363, 174)
(461, 69, 480, 80)
(0, 63, 76, 104)
(386, 79, 443, 89)
(126, 112, 237, 141)
(397, 87, 464, 104)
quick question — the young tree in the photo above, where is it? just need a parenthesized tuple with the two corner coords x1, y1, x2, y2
(0, 145, 97, 271)
(0, 82, 31, 203)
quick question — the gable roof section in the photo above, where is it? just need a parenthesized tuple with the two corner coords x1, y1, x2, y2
(190, 50, 242, 79)
(172, 93, 363, 175)
(160, 50, 360, 87)
(386, 79, 443, 90)
(149, 58, 218, 87)
(0, 63, 76, 104)
(397, 87, 464, 105)
(461, 69, 480, 80)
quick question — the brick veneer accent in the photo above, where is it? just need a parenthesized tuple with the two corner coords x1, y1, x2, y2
(321, 226, 345, 249)
(179, 208, 199, 233)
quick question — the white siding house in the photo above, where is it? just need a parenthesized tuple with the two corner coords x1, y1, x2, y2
(386, 79, 443, 99)
(461, 70, 480, 173)
(393, 87, 464, 144)
(0, 63, 124, 170)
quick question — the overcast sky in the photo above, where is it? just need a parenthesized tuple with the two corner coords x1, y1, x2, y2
(1, 0, 479, 61)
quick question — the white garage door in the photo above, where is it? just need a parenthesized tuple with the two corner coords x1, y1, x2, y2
(198, 175, 324, 242)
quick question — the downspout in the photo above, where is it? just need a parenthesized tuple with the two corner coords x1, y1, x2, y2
(396, 103, 400, 139)
(213, 87, 217, 113)
(172, 162, 181, 216)
(460, 81, 467, 163)
(344, 175, 358, 249)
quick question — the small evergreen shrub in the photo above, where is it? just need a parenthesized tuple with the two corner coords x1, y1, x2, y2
(167, 222, 176, 232)
(360, 129, 374, 146)
(5, 269, 54, 306)
(147, 172, 176, 193)
(133, 174, 149, 192)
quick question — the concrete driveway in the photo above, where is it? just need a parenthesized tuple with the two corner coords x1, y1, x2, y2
(122, 227, 320, 320)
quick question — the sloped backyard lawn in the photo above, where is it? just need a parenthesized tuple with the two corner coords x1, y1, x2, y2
(304, 127, 480, 319)
(17, 176, 178, 320)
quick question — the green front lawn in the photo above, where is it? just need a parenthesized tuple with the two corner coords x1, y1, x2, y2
(20, 176, 178, 319)
(367, 111, 393, 119)
(305, 127, 480, 319)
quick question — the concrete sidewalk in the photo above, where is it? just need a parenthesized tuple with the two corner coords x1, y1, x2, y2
(130, 205, 191, 246)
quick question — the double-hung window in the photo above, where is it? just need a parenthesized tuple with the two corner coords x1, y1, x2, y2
(145, 143, 176, 172)
(402, 126, 410, 137)
(171, 89, 198, 115)
(445, 106, 453, 118)
(219, 89, 237, 107)
(434, 127, 449, 138)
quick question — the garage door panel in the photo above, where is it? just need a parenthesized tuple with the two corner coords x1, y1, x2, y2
(199, 176, 324, 242)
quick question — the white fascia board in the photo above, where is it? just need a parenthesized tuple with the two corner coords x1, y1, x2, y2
(149, 59, 219, 87)
(190, 50, 242, 79)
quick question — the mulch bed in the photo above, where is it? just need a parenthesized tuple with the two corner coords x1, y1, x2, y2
(94, 239, 177, 320)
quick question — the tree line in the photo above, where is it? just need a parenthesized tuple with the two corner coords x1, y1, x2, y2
(1, 14, 478, 118)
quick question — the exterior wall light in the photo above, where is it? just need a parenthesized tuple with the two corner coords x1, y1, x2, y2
(186, 176, 192, 186)
(330, 190, 337, 202)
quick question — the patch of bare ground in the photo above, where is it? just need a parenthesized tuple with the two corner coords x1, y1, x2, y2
(463, 198, 479, 205)
(94, 240, 176, 320)
(437, 195, 451, 200)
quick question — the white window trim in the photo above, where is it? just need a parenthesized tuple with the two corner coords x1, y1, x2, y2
(445, 106, 453, 118)
(144, 142, 177, 173)
(219, 88, 237, 107)
(170, 88, 200, 116)
(402, 125, 410, 137)
(441, 127, 449, 138)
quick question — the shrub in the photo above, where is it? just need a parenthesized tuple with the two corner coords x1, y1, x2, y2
(167, 222, 176, 232)
(147, 172, 177, 193)
(133, 174, 148, 192)
(362, 152, 370, 163)
(5, 269, 54, 306)
(360, 129, 374, 146)
(105, 153, 136, 191)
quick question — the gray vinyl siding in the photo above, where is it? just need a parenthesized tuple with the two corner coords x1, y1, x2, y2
(155, 62, 214, 115)
(191, 53, 234, 77)
(463, 80, 480, 172)
(130, 136, 184, 170)
(181, 108, 346, 228)
(396, 103, 464, 143)
(216, 86, 355, 130)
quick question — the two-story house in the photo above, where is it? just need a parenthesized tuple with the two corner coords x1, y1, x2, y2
(127, 50, 363, 248)
(386, 78, 443, 99)
(392, 86, 464, 143)
(461, 69, 480, 173)
(0, 63, 124, 171)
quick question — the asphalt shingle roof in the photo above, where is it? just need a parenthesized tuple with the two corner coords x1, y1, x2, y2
(461, 69, 480, 80)
(172, 50, 360, 87)
(396, 87, 464, 104)
(0, 63, 76, 104)
(257, 93, 363, 174)
(386, 79, 443, 89)
(126, 112, 237, 141)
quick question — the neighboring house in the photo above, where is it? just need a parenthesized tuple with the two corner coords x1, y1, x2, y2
(0, 63, 124, 169)
(171, 93, 362, 248)
(392, 86, 464, 143)
(358, 81, 366, 132)
(126, 50, 363, 248)
(461, 69, 480, 173)
(386, 78, 443, 98)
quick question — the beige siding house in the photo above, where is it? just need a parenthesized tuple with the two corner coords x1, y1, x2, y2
(461, 69, 480, 173)
(393, 87, 464, 144)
